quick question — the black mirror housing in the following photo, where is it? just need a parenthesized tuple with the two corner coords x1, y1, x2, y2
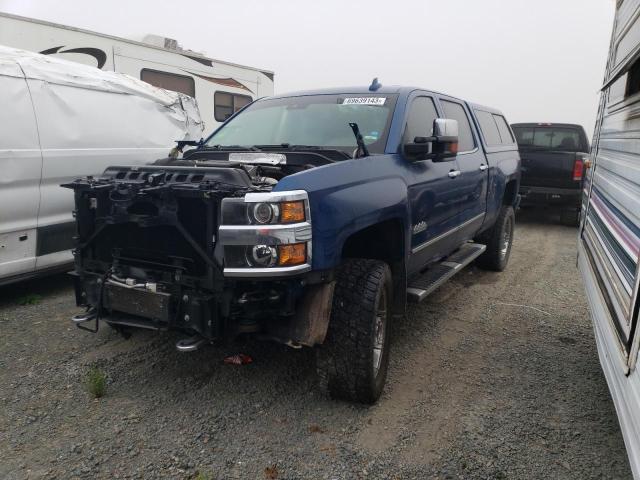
(403, 140, 432, 159)
(403, 118, 460, 162)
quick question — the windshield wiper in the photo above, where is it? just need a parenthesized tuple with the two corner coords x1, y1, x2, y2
(349, 123, 369, 158)
(200, 144, 260, 151)
(252, 144, 332, 151)
(252, 144, 350, 156)
(247, 144, 352, 161)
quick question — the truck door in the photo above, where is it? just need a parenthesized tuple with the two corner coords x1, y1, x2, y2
(438, 97, 488, 242)
(0, 64, 42, 280)
(405, 95, 464, 275)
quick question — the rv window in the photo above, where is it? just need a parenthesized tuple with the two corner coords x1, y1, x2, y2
(140, 69, 195, 97)
(215, 92, 252, 122)
(626, 58, 640, 98)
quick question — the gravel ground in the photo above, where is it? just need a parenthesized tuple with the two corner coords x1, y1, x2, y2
(0, 210, 632, 479)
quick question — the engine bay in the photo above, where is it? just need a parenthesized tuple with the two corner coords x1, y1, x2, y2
(62, 150, 326, 341)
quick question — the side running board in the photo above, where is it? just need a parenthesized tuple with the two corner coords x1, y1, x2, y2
(407, 243, 486, 303)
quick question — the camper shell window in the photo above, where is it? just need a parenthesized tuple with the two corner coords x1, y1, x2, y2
(140, 69, 195, 97)
(215, 92, 252, 122)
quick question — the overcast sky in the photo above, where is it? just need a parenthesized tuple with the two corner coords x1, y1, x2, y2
(1, 0, 615, 136)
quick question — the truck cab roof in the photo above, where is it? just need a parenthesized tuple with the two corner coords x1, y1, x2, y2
(268, 85, 465, 103)
(266, 87, 509, 120)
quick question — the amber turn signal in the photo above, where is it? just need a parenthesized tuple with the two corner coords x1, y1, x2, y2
(280, 201, 305, 223)
(277, 243, 306, 266)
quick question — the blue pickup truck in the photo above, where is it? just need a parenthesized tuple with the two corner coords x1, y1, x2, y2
(65, 82, 520, 403)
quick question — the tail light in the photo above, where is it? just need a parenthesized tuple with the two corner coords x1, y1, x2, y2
(573, 158, 584, 181)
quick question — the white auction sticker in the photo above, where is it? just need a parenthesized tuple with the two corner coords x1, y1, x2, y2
(342, 97, 386, 106)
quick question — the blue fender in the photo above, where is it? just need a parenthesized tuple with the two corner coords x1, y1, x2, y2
(274, 154, 410, 270)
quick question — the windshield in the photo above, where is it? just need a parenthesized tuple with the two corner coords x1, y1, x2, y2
(204, 94, 398, 155)
(512, 126, 584, 152)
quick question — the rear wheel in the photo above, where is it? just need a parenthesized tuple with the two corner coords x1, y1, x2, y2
(316, 259, 392, 404)
(476, 205, 515, 272)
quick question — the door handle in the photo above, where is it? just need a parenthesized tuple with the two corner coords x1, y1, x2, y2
(448, 170, 461, 178)
(479, 164, 488, 171)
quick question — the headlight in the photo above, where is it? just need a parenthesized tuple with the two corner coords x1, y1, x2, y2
(248, 245, 277, 267)
(223, 198, 305, 225)
(219, 190, 312, 276)
(252, 203, 277, 224)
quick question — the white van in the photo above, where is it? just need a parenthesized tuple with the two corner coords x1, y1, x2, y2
(579, 1, 640, 477)
(0, 46, 204, 286)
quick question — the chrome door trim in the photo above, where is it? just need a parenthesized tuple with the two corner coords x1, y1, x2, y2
(411, 213, 485, 254)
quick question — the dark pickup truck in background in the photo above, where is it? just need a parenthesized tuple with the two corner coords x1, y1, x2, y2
(511, 123, 590, 225)
(65, 83, 520, 403)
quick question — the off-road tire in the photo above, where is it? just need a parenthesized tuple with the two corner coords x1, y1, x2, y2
(316, 259, 392, 404)
(476, 205, 515, 272)
(560, 207, 580, 227)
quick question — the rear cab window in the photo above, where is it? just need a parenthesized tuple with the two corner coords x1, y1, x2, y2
(474, 109, 515, 147)
(511, 125, 588, 152)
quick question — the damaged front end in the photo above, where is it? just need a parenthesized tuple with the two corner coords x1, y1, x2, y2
(64, 157, 331, 348)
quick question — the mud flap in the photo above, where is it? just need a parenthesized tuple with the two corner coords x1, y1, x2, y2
(267, 281, 335, 347)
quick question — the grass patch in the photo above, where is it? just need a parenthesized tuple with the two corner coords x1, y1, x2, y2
(195, 472, 213, 480)
(85, 367, 107, 398)
(16, 293, 42, 305)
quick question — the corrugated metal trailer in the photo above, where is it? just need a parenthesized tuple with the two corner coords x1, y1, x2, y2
(579, 1, 640, 476)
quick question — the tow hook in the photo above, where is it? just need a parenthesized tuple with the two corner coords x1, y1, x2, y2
(71, 307, 99, 333)
(175, 335, 208, 352)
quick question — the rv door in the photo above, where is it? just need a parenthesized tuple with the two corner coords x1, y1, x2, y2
(0, 61, 42, 282)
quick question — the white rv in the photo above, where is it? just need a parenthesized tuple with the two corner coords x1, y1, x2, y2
(0, 12, 275, 128)
(579, 0, 640, 477)
(0, 46, 204, 285)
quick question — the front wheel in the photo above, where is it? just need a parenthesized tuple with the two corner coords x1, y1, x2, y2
(476, 205, 515, 272)
(316, 259, 392, 404)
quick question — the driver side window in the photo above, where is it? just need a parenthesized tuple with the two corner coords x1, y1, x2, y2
(404, 96, 438, 144)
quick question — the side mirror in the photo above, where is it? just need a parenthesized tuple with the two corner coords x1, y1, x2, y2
(403, 118, 459, 161)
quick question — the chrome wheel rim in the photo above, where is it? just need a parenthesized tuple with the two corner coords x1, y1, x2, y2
(372, 289, 387, 376)
(500, 216, 513, 260)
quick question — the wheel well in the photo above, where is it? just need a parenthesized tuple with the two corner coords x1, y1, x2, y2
(503, 179, 518, 206)
(341, 219, 406, 314)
